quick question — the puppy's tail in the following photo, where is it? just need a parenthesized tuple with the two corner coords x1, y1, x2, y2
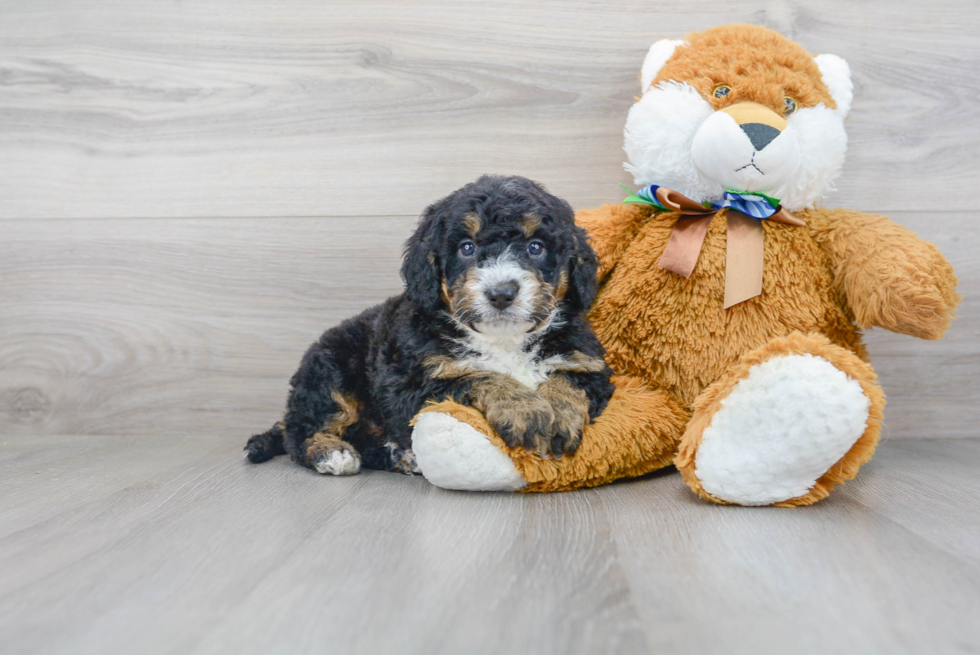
(244, 421, 287, 463)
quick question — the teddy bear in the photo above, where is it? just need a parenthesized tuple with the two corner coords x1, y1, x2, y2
(409, 23, 959, 506)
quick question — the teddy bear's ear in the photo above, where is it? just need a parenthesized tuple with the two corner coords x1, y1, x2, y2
(814, 54, 853, 118)
(640, 39, 685, 92)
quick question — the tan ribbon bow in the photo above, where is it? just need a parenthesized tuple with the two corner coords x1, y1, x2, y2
(651, 187, 805, 309)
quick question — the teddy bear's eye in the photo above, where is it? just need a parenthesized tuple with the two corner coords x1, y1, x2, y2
(783, 97, 798, 116)
(713, 85, 731, 99)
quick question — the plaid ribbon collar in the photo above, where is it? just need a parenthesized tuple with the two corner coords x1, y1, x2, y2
(623, 184, 783, 219)
(619, 183, 805, 309)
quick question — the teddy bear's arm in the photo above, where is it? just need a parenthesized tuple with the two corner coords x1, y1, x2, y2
(576, 203, 651, 280)
(806, 208, 960, 340)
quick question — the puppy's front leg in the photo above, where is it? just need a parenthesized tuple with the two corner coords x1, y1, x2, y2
(464, 374, 559, 457)
(535, 375, 591, 456)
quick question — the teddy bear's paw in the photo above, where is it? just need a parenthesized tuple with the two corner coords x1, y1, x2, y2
(412, 411, 527, 492)
(691, 353, 871, 506)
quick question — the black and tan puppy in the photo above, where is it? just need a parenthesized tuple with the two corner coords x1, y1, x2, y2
(245, 175, 613, 475)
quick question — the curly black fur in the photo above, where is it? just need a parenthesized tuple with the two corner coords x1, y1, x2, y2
(245, 175, 613, 474)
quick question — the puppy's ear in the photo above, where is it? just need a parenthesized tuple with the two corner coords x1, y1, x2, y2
(401, 204, 444, 312)
(566, 225, 599, 312)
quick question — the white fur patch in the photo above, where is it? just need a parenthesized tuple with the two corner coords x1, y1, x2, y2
(624, 82, 721, 202)
(465, 250, 540, 326)
(814, 54, 853, 117)
(640, 39, 686, 92)
(775, 104, 848, 211)
(412, 412, 526, 491)
(313, 448, 361, 476)
(623, 75, 849, 210)
(694, 354, 870, 506)
(457, 329, 550, 390)
(691, 110, 801, 195)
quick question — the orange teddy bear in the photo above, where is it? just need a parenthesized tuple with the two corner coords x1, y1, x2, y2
(411, 24, 958, 506)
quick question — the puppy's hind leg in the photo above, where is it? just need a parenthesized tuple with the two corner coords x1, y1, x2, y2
(307, 431, 362, 476)
(288, 389, 364, 476)
(283, 330, 370, 476)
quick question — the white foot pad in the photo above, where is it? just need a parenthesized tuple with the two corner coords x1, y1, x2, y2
(412, 412, 527, 491)
(695, 354, 870, 505)
(313, 449, 361, 476)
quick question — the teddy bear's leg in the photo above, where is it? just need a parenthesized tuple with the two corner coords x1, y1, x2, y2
(675, 332, 885, 507)
(411, 402, 528, 491)
(412, 377, 688, 492)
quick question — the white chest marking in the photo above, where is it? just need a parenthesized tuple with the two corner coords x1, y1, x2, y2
(460, 329, 551, 390)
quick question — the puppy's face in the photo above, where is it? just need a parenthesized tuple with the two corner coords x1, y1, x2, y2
(402, 176, 598, 336)
(443, 207, 559, 335)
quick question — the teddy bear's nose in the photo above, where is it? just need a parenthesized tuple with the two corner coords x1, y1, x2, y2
(741, 123, 781, 151)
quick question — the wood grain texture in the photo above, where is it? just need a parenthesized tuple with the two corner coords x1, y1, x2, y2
(0, 435, 978, 655)
(0, 0, 978, 219)
(0, 0, 976, 440)
(1, 210, 975, 439)
(0, 216, 416, 436)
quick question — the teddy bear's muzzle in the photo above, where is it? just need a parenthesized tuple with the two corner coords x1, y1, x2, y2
(691, 101, 800, 195)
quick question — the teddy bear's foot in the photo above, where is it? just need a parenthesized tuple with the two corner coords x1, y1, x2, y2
(412, 402, 528, 491)
(675, 332, 885, 507)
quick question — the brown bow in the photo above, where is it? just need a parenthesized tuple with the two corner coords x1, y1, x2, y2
(652, 187, 805, 308)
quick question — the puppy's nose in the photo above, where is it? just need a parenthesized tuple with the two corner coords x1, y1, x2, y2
(740, 123, 781, 151)
(486, 282, 519, 310)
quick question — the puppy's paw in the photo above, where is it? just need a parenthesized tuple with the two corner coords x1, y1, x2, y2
(306, 436, 362, 476)
(537, 378, 590, 457)
(394, 451, 421, 475)
(547, 427, 582, 459)
(485, 394, 558, 457)
(385, 441, 421, 475)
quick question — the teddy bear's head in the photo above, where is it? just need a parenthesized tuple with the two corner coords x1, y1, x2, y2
(624, 24, 853, 211)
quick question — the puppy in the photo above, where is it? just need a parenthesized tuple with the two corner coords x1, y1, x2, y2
(245, 175, 614, 475)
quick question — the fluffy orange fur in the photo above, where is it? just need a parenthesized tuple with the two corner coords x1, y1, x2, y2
(805, 208, 960, 340)
(584, 203, 872, 406)
(652, 24, 837, 114)
(419, 376, 688, 492)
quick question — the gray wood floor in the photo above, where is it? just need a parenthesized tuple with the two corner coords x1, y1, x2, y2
(1, 435, 978, 655)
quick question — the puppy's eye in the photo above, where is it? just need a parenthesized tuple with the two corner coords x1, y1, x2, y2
(783, 96, 798, 116)
(458, 240, 476, 258)
(527, 240, 545, 257)
(713, 85, 731, 99)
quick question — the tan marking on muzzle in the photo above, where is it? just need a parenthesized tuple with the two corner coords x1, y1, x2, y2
(440, 278, 454, 311)
(554, 269, 569, 302)
(454, 266, 481, 319)
(720, 101, 786, 131)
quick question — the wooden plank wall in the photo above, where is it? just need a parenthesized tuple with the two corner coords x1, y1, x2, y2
(1, 0, 977, 439)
